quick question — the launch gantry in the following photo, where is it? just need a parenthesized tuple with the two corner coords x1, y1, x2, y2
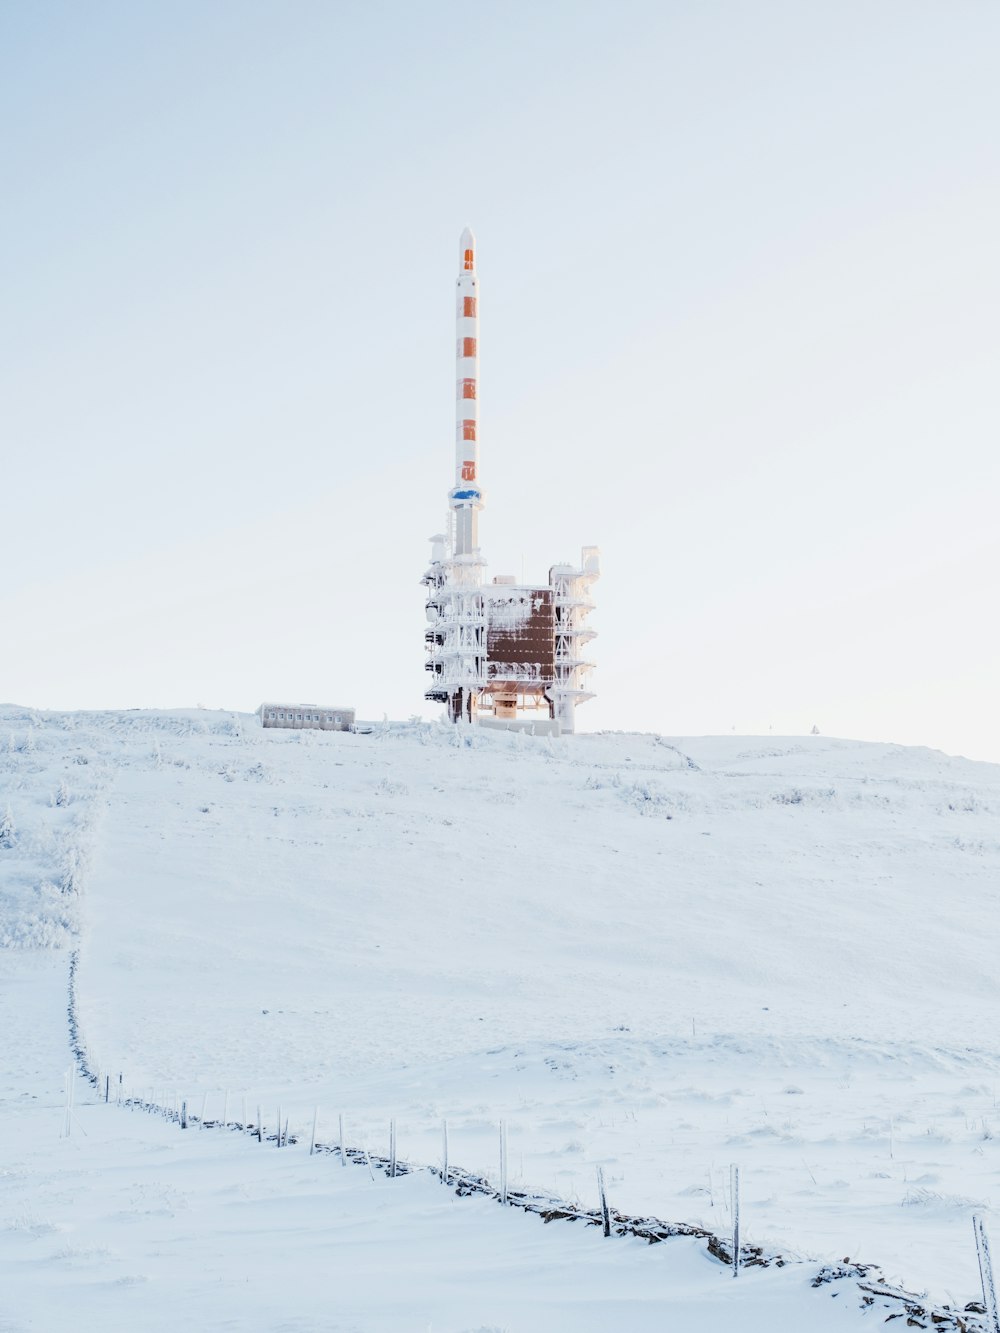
(421, 229, 599, 734)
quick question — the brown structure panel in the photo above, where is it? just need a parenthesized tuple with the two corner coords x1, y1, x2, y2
(485, 588, 555, 683)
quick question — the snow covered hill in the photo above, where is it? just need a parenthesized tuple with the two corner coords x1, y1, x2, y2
(3, 704, 1000, 1328)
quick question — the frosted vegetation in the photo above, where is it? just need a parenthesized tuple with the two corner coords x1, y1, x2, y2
(3, 704, 1000, 1329)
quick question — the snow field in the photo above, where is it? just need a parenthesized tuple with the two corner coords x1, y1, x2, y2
(4, 705, 1000, 1323)
(2, 953, 867, 1333)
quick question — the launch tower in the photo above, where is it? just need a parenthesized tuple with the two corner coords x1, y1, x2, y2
(422, 229, 599, 733)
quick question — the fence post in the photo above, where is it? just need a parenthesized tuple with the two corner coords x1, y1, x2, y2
(310, 1106, 318, 1156)
(975, 1215, 1000, 1333)
(181, 1100, 188, 1129)
(442, 1118, 449, 1185)
(105, 1074, 110, 1103)
(339, 1113, 346, 1166)
(597, 1166, 611, 1237)
(499, 1121, 508, 1205)
(276, 1106, 281, 1147)
(257, 1105, 262, 1143)
(390, 1119, 397, 1178)
(62, 1067, 73, 1138)
(731, 1164, 741, 1278)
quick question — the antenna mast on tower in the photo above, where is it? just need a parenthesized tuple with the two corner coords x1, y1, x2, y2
(422, 229, 599, 732)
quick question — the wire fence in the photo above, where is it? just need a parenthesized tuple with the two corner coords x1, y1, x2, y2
(66, 950, 994, 1333)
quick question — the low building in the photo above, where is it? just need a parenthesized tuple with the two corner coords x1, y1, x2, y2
(257, 703, 355, 732)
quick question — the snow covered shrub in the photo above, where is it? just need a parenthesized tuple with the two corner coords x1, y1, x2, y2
(620, 780, 681, 818)
(771, 787, 837, 807)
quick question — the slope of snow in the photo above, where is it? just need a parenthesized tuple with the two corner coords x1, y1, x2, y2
(2, 949, 878, 1333)
(3, 704, 1000, 1325)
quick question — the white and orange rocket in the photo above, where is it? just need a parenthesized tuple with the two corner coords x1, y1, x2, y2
(422, 227, 600, 729)
(450, 225, 483, 557)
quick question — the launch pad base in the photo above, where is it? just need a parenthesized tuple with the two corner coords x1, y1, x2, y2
(475, 716, 562, 737)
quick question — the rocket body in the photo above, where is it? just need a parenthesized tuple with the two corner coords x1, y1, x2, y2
(424, 226, 598, 730)
(450, 226, 483, 556)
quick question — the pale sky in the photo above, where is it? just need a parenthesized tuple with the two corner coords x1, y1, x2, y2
(3, 1, 998, 760)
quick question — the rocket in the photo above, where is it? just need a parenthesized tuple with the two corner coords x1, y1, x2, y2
(450, 226, 483, 557)
(423, 226, 599, 730)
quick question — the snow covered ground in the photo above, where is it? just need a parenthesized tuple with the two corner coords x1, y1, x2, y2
(4, 704, 1000, 1328)
(7, 955, 880, 1333)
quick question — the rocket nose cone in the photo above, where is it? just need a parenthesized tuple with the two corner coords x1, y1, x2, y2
(459, 226, 476, 270)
